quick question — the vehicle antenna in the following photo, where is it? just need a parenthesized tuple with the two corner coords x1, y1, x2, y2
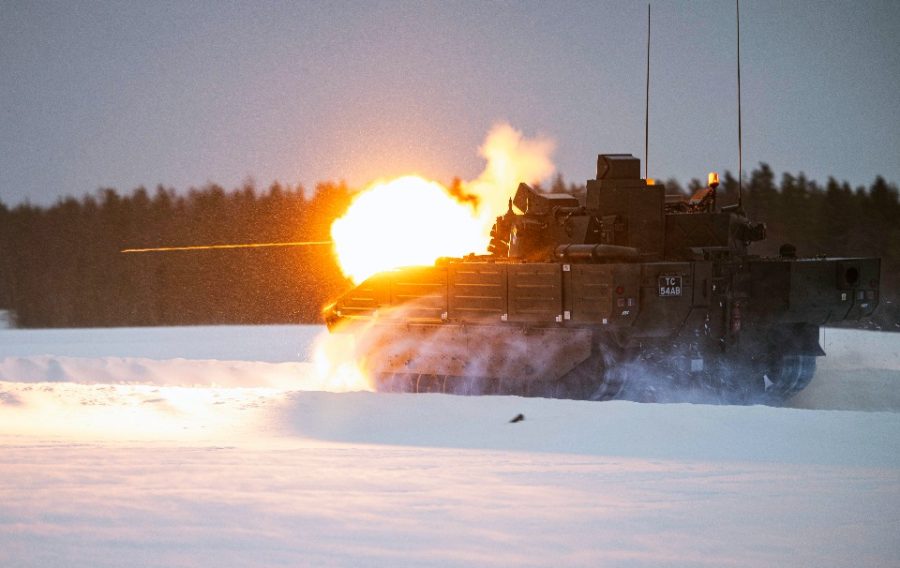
(644, 4, 651, 180)
(736, 0, 743, 209)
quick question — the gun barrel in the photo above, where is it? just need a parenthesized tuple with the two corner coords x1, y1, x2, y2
(121, 241, 332, 253)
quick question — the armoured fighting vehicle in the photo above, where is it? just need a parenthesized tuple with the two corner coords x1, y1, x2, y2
(324, 154, 880, 402)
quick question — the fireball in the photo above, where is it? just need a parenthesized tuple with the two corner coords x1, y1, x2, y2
(331, 176, 487, 284)
(330, 123, 556, 284)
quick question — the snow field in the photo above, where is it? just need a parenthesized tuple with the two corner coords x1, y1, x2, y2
(0, 325, 898, 567)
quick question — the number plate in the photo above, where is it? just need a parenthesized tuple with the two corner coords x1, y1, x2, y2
(658, 275, 682, 297)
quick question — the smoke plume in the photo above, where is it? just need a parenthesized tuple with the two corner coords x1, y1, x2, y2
(330, 123, 556, 284)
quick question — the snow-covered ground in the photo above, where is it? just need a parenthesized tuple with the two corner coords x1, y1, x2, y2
(1, 325, 898, 567)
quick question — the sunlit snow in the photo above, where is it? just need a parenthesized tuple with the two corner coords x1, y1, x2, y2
(1, 325, 898, 567)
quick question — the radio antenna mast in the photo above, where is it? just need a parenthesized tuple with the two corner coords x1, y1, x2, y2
(644, 4, 651, 180)
(736, 0, 743, 209)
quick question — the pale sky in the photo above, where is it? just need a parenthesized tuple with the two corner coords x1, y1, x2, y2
(2, 0, 898, 205)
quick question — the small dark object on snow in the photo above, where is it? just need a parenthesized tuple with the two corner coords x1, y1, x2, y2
(509, 413, 525, 423)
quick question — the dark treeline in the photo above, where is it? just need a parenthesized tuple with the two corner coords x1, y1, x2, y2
(0, 182, 353, 327)
(0, 164, 897, 329)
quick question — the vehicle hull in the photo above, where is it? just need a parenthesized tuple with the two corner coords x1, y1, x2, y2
(326, 256, 879, 402)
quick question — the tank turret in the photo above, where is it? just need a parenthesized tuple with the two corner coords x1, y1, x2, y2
(491, 153, 766, 264)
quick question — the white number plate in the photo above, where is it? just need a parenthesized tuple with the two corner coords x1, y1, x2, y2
(658, 275, 682, 297)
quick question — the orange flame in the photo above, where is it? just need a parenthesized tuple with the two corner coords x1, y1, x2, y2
(330, 176, 486, 284)
(331, 123, 555, 284)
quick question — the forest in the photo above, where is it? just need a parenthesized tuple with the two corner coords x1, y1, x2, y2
(0, 164, 897, 329)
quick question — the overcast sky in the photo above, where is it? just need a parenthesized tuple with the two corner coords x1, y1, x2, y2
(2, 0, 898, 205)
